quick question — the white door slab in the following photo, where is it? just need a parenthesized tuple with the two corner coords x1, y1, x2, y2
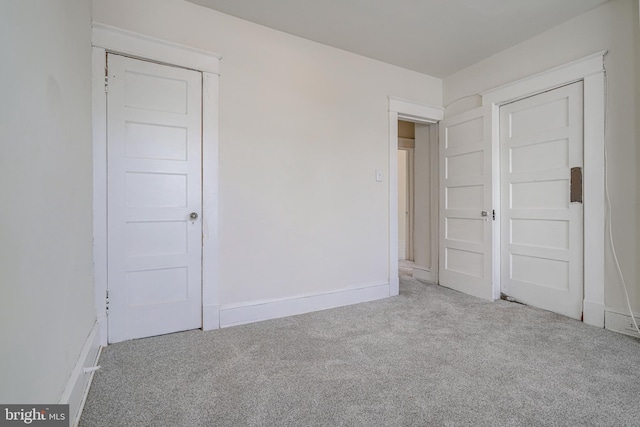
(500, 81, 584, 319)
(439, 106, 493, 300)
(107, 54, 203, 343)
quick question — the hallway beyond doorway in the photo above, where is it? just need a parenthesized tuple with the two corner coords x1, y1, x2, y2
(399, 259, 414, 278)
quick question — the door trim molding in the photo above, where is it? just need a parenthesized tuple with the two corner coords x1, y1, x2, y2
(92, 25, 222, 345)
(92, 23, 221, 74)
(481, 50, 606, 105)
(481, 51, 606, 327)
(388, 98, 443, 295)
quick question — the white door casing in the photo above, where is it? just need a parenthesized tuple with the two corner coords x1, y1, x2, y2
(500, 82, 584, 319)
(481, 51, 605, 326)
(93, 24, 221, 345)
(106, 54, 203, 343)
(388, 98, 443, 295)
(439, 106, 494, 300)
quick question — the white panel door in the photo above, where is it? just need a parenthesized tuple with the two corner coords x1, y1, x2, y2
(439, 106, 493, 300)
(107, 54, 203, 343)
(500, 82, 584, 319)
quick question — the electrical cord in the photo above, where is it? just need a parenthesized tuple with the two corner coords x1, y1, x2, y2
(603, 57, 640, 336)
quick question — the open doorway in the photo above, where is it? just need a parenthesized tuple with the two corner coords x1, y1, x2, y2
(397, 120, 438, 283)
(398, 120, 415, 262)
(398, 120, 415, 278)
(388, 98, 443, 296)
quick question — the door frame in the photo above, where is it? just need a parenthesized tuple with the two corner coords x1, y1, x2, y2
(481, 51, 606, 327)
(388, 98, 443, 295)
(91, 24, 222, 345)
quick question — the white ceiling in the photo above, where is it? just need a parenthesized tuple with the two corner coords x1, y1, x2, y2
(186, 0, 611, 77)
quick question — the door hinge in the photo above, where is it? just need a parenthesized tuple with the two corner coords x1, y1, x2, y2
(492, 210, 496, 221)
(106, 290, 110, 314)
(104, 76, 109, 93)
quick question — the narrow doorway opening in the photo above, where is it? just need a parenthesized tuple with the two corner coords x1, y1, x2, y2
(398, 120, 415, 264)
(388, 97, 443, 296)
(397, 120, 437, 283)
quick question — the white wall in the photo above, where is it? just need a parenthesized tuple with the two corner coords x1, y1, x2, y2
(443, 0, 639, 322)
(0, 1, 96, 402)
(92, 0, 442, 306)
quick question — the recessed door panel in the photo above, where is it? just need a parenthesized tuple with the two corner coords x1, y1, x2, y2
(447, 150, 484, 178)
(511, 255, 569, 291)
(124, 71, 188, 113)
(127, 267, 189, 306)
(510, 139, 569, 173)
(446, 248, 484, 278)
(446, 218, 485, 244)
(445, 116, 484, 149)
(509, 97, 569, 137)
(125, 122, 188, 161)
(125, 221, 188, 257)
(511, 219, 569, 249)
(446, 185, 484, 210)
(511, 180, 569, 210)
(125, 172, 188, 208)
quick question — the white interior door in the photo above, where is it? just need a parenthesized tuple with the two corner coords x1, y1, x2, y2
(500, 82, 584, 319)
(107, 54, 203, 343)
(439, 106, 493, 300)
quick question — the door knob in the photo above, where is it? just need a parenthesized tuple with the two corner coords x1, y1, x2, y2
(189, 212, 199, 220)
(481, 211, 488, 217)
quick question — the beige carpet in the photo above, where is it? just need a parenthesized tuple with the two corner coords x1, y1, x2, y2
(398, 259, 414, 277)
(80, 275, 640, 426)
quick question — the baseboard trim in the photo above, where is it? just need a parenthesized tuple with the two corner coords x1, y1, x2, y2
(220, 283, 390, 328)
(96, 315, 107, 346)
(59, 321, 102, 427)
(583, 299, 605, 328)
(203, 304, 221, 331)
(604, 309, 640, 338)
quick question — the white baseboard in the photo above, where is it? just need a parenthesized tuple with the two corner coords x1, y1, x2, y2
(203, 304, 221, 331)
(96, 315, 107, 346)
(583, 299, 605, 328)
(59, 321, 102, 427)
(220, 282, 390, 328)
(604, 309, 640, 338)
(412, 266, 436, 283)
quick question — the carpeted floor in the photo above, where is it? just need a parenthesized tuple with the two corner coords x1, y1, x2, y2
(398, 259, 414, 278)
(80, 273, 640, 426)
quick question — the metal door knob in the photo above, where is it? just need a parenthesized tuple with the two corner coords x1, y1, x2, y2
(189, 212, 198, 220)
